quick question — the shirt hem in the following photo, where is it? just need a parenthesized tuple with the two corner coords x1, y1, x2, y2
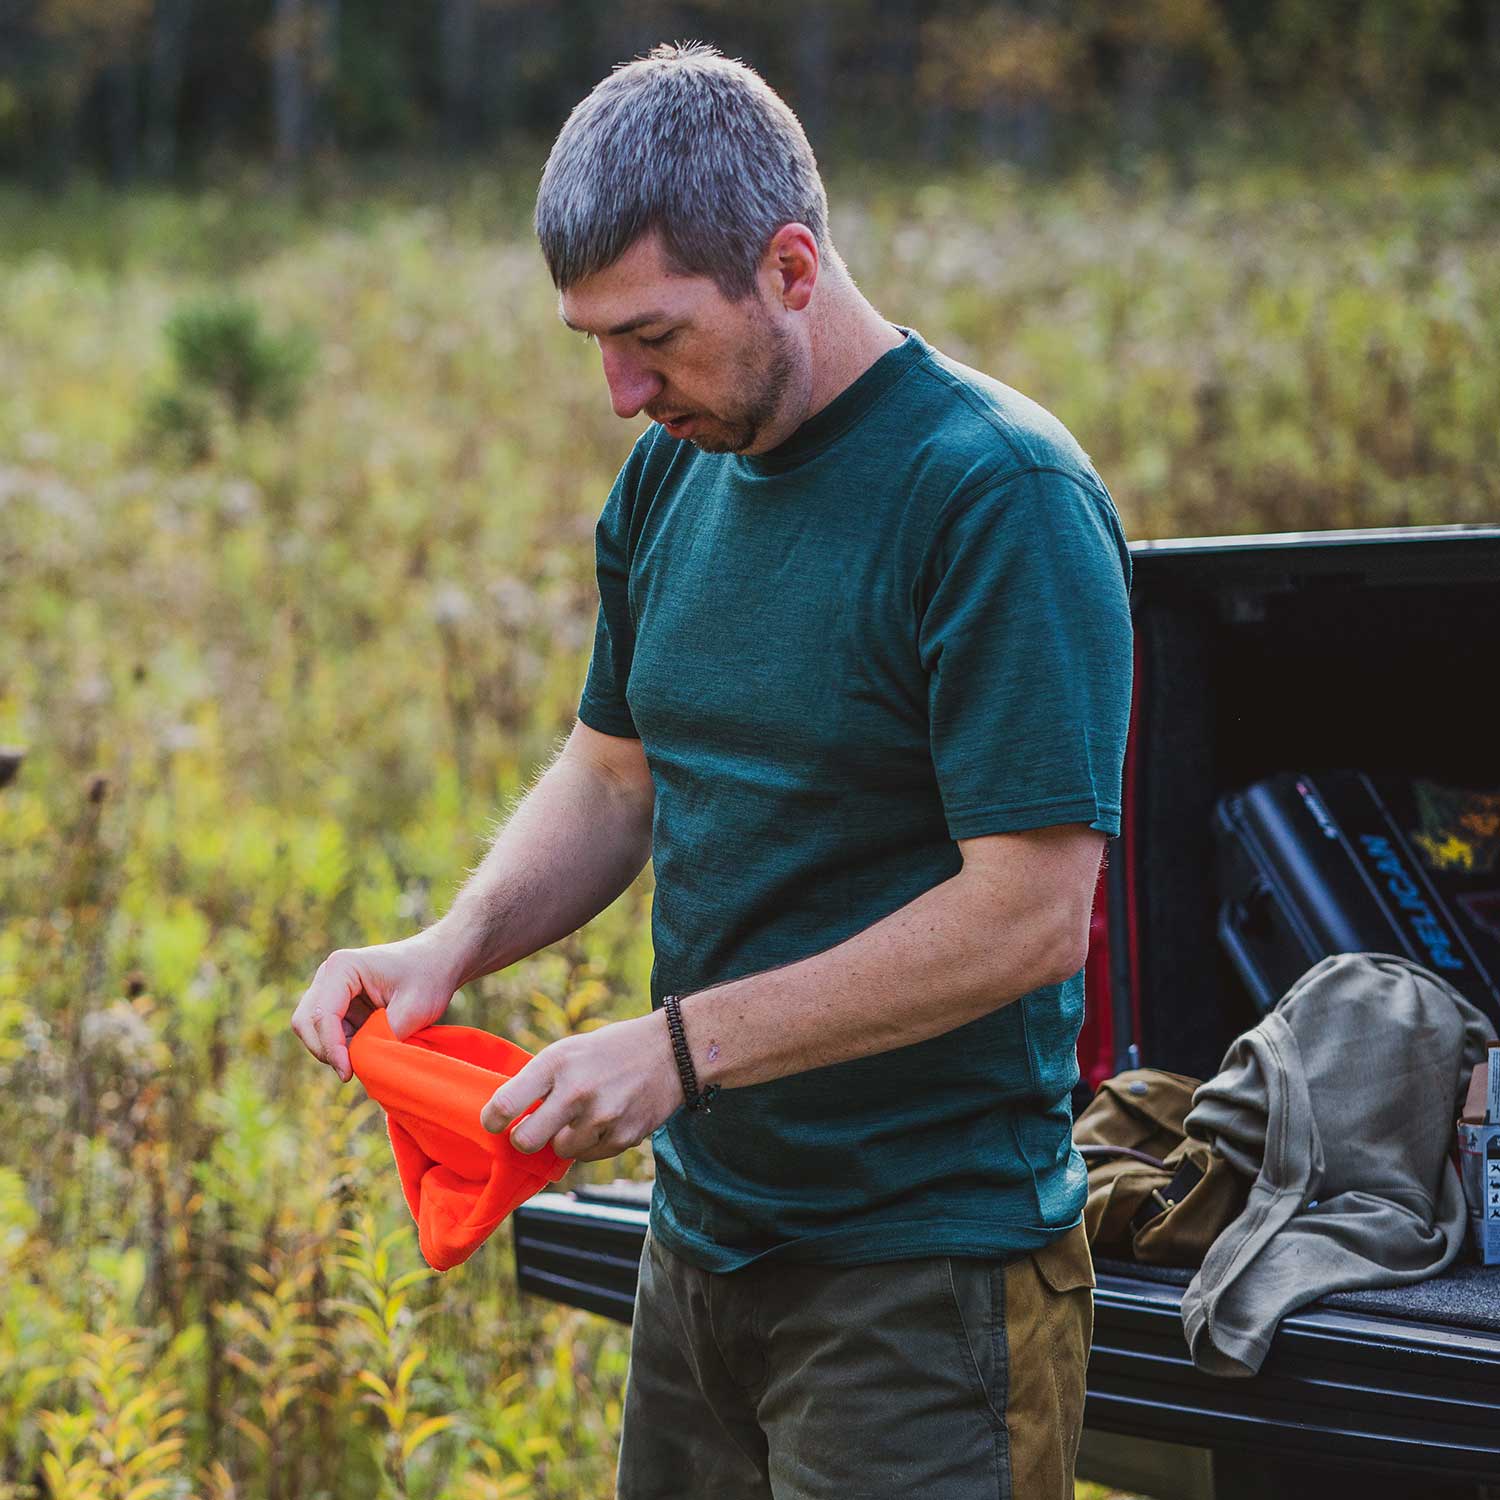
(648, 1200, 1086, 1274)
(576, 695, 639, 740)
(945, 796, 1121, 840)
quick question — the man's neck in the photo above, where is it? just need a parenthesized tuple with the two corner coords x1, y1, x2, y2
(805, 294, 906, 421)
(748, 285, 905, 455)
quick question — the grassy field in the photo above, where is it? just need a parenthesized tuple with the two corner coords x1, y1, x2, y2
(2, 147, 1498, 1494)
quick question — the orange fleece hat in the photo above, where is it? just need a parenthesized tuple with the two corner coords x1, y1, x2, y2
(348, 1007, 572, 1271)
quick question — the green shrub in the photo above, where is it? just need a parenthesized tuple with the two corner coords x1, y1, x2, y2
(164, 295, 316, 424)
(139, 294, 317, 463)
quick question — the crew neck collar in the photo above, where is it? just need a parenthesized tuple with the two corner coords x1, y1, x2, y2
(732, 324, 929, 476)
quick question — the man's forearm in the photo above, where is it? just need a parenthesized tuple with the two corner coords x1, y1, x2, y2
(677, 863, 1080, 1092)
(429, 752, 652, 991)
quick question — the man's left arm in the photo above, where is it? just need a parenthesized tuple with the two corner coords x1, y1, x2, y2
(481, 822, 1104, 1160)
(675, 822, 1103, 1088)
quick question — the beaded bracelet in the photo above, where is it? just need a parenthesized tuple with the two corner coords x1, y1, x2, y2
(661, 993, 721, 1113)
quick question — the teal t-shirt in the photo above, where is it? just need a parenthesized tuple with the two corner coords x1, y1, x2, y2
(578, 326, 1134, 1272)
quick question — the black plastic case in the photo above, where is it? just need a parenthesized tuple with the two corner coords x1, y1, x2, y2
(1213, 769, 1500, 1034)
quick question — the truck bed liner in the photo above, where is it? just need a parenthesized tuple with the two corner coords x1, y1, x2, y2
(1095, 1255, 1500, 1337)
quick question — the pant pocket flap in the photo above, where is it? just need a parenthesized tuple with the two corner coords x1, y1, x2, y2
(1031, 1223, 1096, 1294)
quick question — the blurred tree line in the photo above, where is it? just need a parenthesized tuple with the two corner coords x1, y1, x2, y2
(1, 0, 1499, 187)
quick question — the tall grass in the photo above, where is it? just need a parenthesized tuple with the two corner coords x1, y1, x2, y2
(1, 147, 1496, 1494)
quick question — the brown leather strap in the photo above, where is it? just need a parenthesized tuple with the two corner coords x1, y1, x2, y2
(1077, 1144, 1170, 1171)
(1128, 1156, 1206, 1236)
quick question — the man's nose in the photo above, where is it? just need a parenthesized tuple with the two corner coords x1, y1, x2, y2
(600, 346, 664, 420)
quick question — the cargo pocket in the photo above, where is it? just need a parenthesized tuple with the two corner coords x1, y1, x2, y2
(1004, 1224, 1094, 1500)
(1031, 1218, 1096, 1296)
(1030, 1220, 1095, 1387)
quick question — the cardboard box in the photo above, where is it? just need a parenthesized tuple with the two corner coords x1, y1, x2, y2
(1457, 1046, 1500, 1266)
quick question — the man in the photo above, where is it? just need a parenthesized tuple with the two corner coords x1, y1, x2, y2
(294, 40, 1133, 1500)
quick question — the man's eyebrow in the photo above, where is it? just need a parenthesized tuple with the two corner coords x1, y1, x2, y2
(557, 307, 676, 336)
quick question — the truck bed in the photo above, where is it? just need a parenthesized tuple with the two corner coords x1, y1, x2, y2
(1087, 1255, 1500, 1478)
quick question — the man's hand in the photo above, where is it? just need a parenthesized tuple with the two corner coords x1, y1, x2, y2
(481, 1009, 684, 1162)
(291, 930, 464, 1082)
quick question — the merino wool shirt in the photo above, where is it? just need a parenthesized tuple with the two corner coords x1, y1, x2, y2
(577, 325, 1135, 1272)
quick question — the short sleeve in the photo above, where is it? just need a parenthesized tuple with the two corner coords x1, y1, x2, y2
(915, 466, 1134, 840)
(577, 445, 645, 740)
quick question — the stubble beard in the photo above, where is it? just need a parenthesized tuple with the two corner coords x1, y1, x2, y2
(683, 317, 800, 455)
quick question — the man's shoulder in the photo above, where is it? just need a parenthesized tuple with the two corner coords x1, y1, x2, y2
(899, 337, 1104, 498)
(890, 338, 1130, 580)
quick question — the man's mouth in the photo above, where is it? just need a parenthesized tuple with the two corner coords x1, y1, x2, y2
(658, 414, 695, 437)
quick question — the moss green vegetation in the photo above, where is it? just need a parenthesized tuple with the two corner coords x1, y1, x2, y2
(1, 150, 1496, 1493)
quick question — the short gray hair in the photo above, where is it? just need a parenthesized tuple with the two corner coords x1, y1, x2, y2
(535, 41, 830, 302)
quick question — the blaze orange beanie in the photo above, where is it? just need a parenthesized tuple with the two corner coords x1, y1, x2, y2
(348, 1007, 572, 1271)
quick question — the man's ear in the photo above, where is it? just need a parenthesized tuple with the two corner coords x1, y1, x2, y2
(763, 222, 818, 313)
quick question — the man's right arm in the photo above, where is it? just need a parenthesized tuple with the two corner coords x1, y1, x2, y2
(428, 718, 654, 991)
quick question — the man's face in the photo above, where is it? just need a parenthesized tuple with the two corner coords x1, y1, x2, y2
(559, 231, 803, 455)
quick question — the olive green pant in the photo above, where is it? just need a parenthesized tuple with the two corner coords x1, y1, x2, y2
(615, 1221, 1095, 1500)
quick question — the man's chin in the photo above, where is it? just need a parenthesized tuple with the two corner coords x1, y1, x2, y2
(687, 429, 742, 454)
(655, 411, 757, 454)
(668, 419, 744, 454)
